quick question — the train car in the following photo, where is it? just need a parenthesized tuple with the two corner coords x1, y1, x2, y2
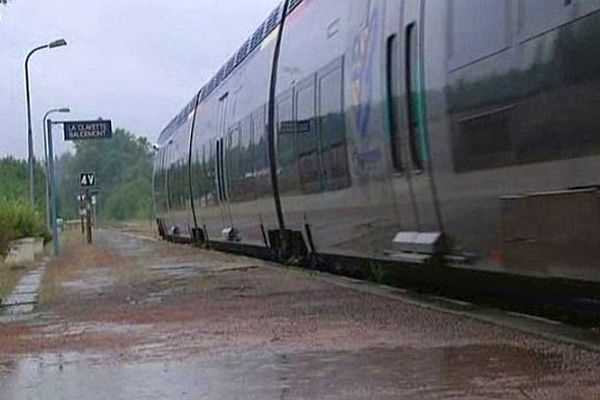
(154, 0, 600, 283)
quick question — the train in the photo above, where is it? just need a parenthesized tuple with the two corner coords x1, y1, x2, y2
(153, 0, 600, 283)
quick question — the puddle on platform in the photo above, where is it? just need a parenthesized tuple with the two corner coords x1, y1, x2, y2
(0, 343, 593, 400)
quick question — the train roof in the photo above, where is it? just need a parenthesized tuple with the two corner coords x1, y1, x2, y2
(156, 0, 304, 146)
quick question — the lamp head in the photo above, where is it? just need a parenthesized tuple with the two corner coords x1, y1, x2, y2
(58, 108, 71, 113)
(48, 39, 67, 49)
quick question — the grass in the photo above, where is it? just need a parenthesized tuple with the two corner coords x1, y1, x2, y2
(368, 262, 391, 285)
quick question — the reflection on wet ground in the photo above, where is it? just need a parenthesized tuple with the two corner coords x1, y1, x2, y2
(0, 229, 598, 399)
(0, 345, 595, 400)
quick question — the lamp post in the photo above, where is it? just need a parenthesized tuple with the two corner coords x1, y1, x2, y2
(43, 108, 70, 231)
(46, 118, 68, 256)
(25, 38, 68, 209)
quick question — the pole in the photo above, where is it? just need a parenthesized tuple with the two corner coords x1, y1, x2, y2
(25, 45, 48, 210)
(80, 199, 85, 235)
(47, 119, 60, 256)
(86, 189, 93, 244)
(92, 198, 97, 227)
(43, 114, 51, 231)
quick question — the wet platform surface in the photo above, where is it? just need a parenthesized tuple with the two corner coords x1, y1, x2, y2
(1, 263, 47, 316)
(0, 229, 598, 399)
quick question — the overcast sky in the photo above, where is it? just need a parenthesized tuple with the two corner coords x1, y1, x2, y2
(0, 0, 280, 159)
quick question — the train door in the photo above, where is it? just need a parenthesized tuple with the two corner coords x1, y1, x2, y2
(215, 93, 236, 239)
(388, 0, 444, 253)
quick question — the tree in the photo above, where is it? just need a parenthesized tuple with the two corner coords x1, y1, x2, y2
(0, 157, 46, 211)
(58, 129, 154, 222)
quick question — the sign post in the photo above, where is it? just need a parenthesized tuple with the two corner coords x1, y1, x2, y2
(47, 119, 60, 255)
(79, 173, 96, 244)
(44, 118, 113, 255)
(85, 189, 93, 244)
(78, 194, 86, 235)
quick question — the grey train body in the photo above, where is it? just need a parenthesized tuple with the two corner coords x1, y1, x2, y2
(154, 0, 600, 283)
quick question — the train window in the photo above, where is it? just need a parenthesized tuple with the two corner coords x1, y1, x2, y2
(173, 159, 181, 210)
(287, 0, 303, 14)
(203, 143, 211, 206)
(218, 93, 229, 137)
(450, 0, 600, 172)
(168, 161, 175, 210)
(164, 152, 170, 211)
(195, 145, 204, 207)
(252, 107, 270, 198)
(201, 143, 211, 207)
(252, 108, 267, 173)
(165, 148, 172, 212)
(239, 116, 256, 201)
(518, 0, 569, 41)
(154, 151, 160, 211)
(448, 0, 511, 70)
(207, 141, 216, 206)
(386, 34, 403, 173)
(452, 106, 513, 172)
(318, 59, 350, 191)
(172, 149, 178, 210)
(161, 149, 167, 212)
(171, 148, 180, 210)
(153, 150, 163, 213)
(276, 93, 299, 193)
(227, 126, 241, 202)
(296, 75, 320, 193)
(178, 159, 187, 209)
(191, 147, 203, 208)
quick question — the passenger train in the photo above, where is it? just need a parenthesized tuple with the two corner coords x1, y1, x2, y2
(153, 0, 600, 283)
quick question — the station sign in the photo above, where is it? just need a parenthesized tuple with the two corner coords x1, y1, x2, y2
(64, 120, 112, 141)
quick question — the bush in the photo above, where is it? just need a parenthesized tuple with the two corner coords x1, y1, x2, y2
(0, 199, 48, 256)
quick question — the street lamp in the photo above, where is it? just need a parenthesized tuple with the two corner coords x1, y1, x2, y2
(25, 38, 68, 209)
(42, 107, 70, 231)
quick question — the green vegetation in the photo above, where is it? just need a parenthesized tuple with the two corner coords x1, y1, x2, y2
(0, 199, 47, 257)
(58, 128, 154, 222)
(0, 157, 46, 209)
(0, 158, 47, 256)
(368, 261, 391, 285)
